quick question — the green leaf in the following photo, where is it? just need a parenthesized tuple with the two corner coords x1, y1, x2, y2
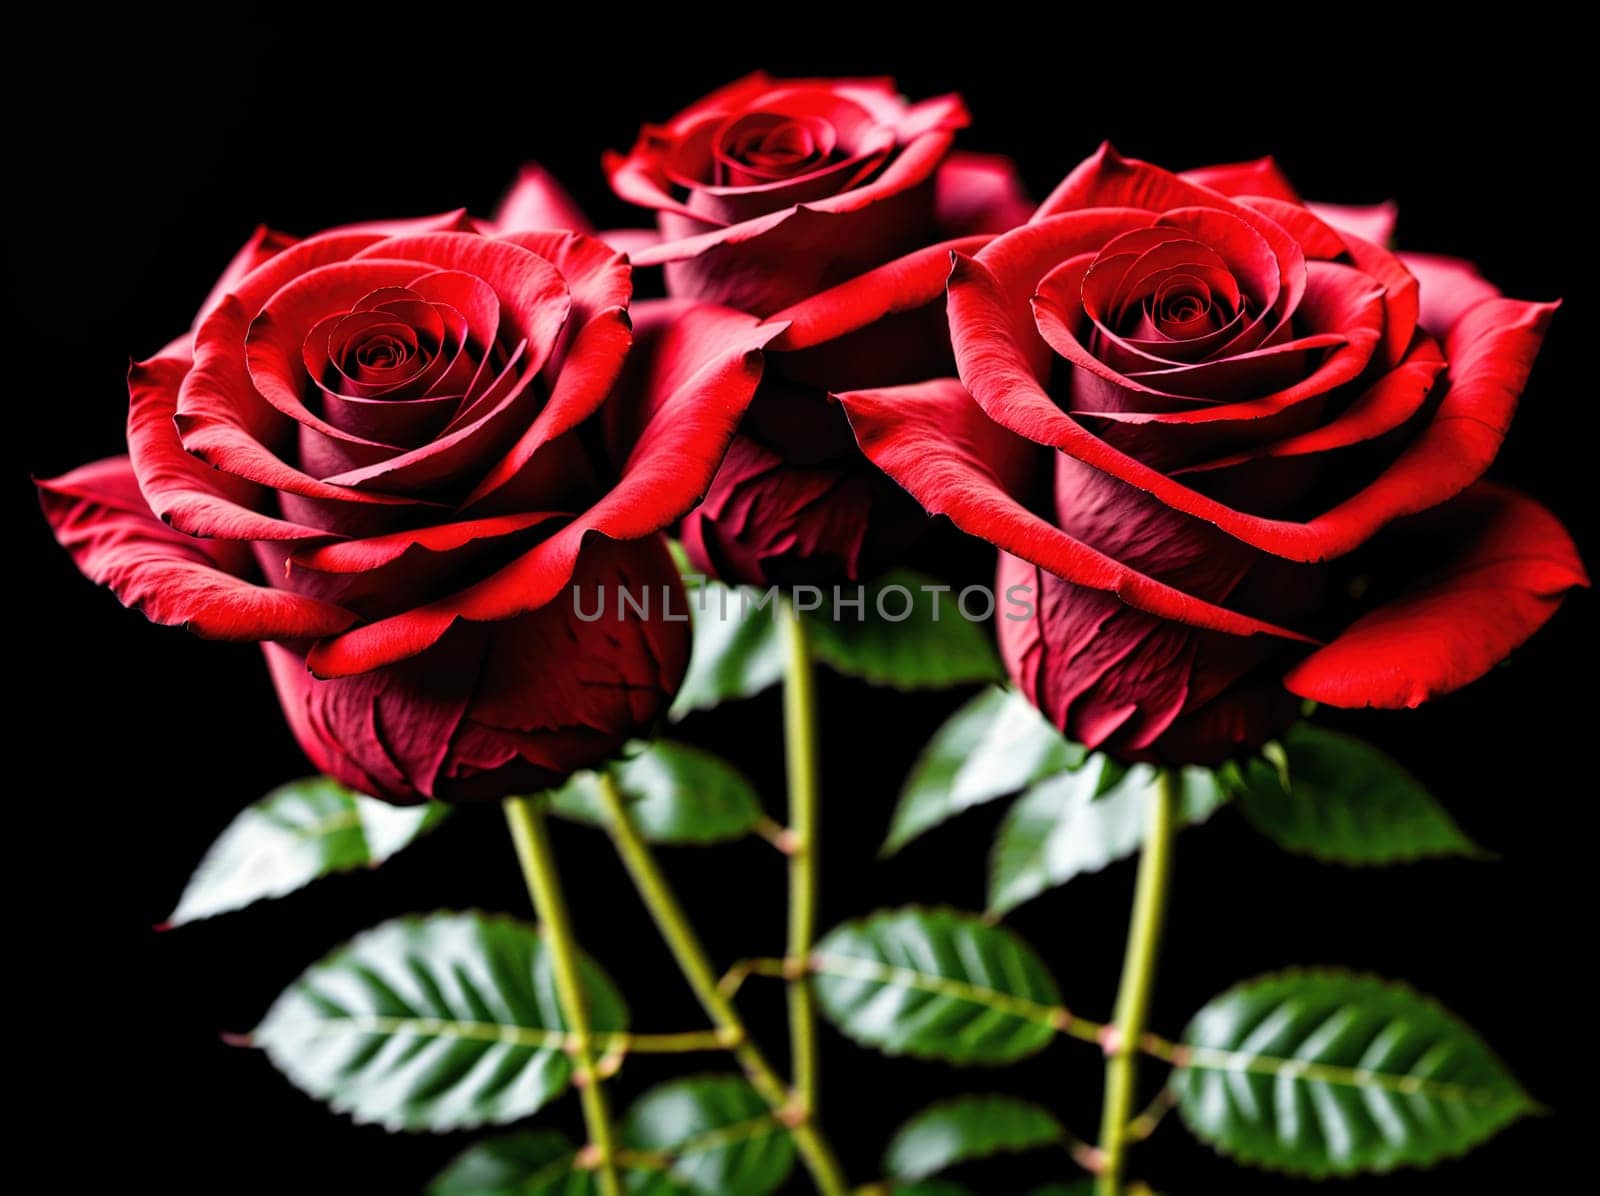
(255, 911, 628, 1131)
(670, 580, 785, 718)
(884, 1093, 1064, 1180)
(883, 687, 1085, 855)
(1024, 1185, 1096, 1196)
(622, 1075, 794, 1196)
(428, 1129, 583, 1195)
(1173, 969, 1535, 1176)
(890, 1183, 974, 1196)
(811, 908, 1061, 1064)
(989, 759, 1227, 914)
(546, 742, 764, 845)
(1231, 724, 1483, 865)
(428, 1129, 686, 1196)
(164, 777, 447, 927)
(804, 569, 1003, 690)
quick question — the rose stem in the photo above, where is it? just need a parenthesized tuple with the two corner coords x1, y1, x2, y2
(594, 772, 850, 1195)
(778, 595, 823, 1123)
(503, 796, 624, 1196)
(1096, 767, 1178, 1196)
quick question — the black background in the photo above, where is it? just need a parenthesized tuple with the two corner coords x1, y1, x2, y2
(11, 18, 1592, 1194)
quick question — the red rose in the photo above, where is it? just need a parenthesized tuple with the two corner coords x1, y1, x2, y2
(600, 73, 1030, 584)
(39, 211, 778, 801)
(840, 145, 1586, 763)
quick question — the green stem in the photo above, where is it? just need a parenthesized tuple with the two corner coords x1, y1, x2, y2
(503, 797, 623, 1196)
(1096, 767, 1178, 1196)
(779, 597, 822, 1117)
(594, 772, 850, 1196)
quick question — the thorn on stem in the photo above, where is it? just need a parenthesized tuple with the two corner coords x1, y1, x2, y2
(780, 955, 809, 981)
(573, 1144, 602, 1170)
(776, 1098, 809, 1129)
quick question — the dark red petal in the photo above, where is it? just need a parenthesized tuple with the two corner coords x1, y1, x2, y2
(246, 259, 447, 447)
(289, 512, 563, 575)
(836, 378, 1312, 643)
(498, 230, 631, 326)
(1235, 197, 1347, 260)
(464, 307, 632, 510)
(38, 456, 354, 640)
(953, 245, 1554, 562)
(1285, 483, 1588, 707)
(177, 240, 423, 510)
(353, 233, 572, 375)
(1034, 147, 1308, 331)
(266, 535, 686, 802)
(126, 342, 331, 542)
(491, 163, 594, 234)
(1179, 157, 1301, 203)
(1180, 336, 1447, 473)
(765, 234, 992, 351)
(304, 304, 782, 676)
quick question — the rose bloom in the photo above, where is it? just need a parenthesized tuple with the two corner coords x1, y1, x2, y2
(604, 73, 1032, 584)
(841, 145, 1587, 763)
(39, 210, 778, 801)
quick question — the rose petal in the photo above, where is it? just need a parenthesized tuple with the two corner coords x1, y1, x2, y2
(952, 248, 1550, 562)
(836, 377, 1313, 643)
(305, 305, 783, 675)
(1307, 200, 1398, 247)
(935, 151, 1033, 237)
(1179, 157, 1301, 203)
(764, 234, 993, 351)
(126, 341, 333, 542)
(1285, 483, 1588, 707)
(194, 225, 297, 327)
(38, 456, 354, 640)
(1399, 251, 1505, 337)
(491, 163, 594, 234)
(1179, 335, 1447, 472)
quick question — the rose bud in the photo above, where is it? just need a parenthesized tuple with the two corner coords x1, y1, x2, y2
(839, 145, 1586, 764)
(39, 211, 780, 801)
(598, 73, 1031, 584)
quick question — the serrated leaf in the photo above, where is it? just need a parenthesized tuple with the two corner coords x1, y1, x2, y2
(1232, 724, 1483, 864)
(255, 911, 628, 1131)
(803, 569, 1003, 690)
(546, 742, 763, 845)
(884, 1093, 1064, 1180)
(884, 687, 1085, 855)
(428, 1129, 686, 1196)
(670, 580, 785, 718)
(165, 777, 448, 926)
(811, 908, 1061, 1064)
(622, 1075, 794, 1196)
(989, 759, 1227, 914)
(1173, 969, 1535, 1176)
